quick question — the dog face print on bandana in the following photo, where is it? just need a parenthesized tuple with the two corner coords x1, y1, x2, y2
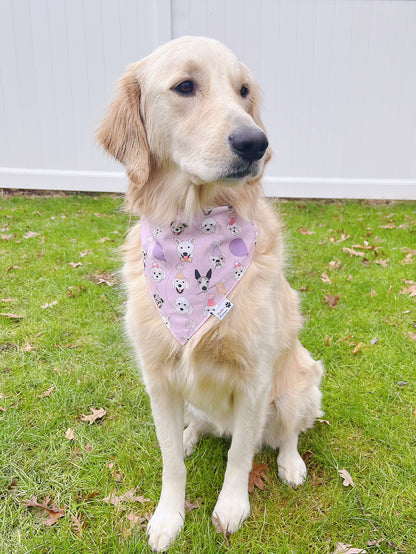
(141, 206, 257, 344)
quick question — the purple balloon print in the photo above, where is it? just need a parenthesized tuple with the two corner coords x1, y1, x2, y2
(153, 241, 167, 261)
(229, 238, 248, 257)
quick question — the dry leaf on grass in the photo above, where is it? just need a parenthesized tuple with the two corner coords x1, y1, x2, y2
(41, 301, 58, 309)
(65, 428, 75, 440)
(80, 407, 106, 425)
(23, 231, 39, 239)
(38, 385, 55, 398)
(69, 261, 82, 268)
(328, 259, 343, 270)
(400, 280, 416, 297)
(23, 343, 35, 351)
(103, 488, 150, 506)
(23, 497, 66, 526)
(321, 272, 333, 284)
(338, 469, 354, 487)
(333, 543, 367, 554)
(71, 515, 84, 537)
(323, 293, 340, 308)
(185, 496, 202, 512)
(211, 514, 229, 537)
(0, 313, 23, 321)
(298, 227, 315, 235)
(342, 247, 365, 258)
(89, 272, 117, 286)
(353, 342, 364, 355)
(400, 253, 414, 265)
(248, 462, 269, 493)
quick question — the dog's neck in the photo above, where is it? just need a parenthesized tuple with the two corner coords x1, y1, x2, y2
(126, 163, 263, 225)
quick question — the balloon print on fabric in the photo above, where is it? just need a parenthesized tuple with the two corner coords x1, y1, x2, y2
(229, 238, 249, 257)
(153, 241, 167, 262)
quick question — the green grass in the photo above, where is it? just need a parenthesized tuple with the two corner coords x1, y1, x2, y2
(1, 193, 415, 553)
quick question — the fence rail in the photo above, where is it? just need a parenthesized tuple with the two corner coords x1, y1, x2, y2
(1, 0, 415, 198)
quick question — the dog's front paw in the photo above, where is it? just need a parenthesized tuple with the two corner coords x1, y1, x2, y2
(147, 504, 184, 552)
(212, 492, 250, 534)
(277, 452, 307, 488)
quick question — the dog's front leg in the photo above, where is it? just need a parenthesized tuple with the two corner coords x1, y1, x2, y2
(213, 388, 268, 534)
(147, 384, 186, 552)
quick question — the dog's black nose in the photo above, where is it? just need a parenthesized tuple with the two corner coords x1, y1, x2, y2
(229, 127, 268, 162)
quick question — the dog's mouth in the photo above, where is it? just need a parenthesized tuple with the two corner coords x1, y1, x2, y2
(220, 160, 260, 182)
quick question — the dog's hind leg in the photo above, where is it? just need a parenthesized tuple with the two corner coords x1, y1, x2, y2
(264, 340, 323, 488)
(183, 423, 201, 458)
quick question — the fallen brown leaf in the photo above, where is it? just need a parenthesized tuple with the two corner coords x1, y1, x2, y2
(23, 343, 35, 352)
(353, 342, 364, 355)
(89, 272, 117, 286)
(65, 428, 75, 440)
(71, 515, 84, 537)
(342, 247, 365, 258)
(23, 231, 39, 239)
(38, 385, 55, 398)
(298, 227, 315, 235)
(103, 488, 150, 506)
(23, 497, 66, 526)
(80, 407, 106, 425)
(321, 272, 333, 284)
(400, 253, 414, 265)
(323, 293, 340, 308)
(408, 332, 416, 342)
(338, 469, 354, 487)
(69, 261, 83, 268)
(185, 496, 202, 512)
(248, 462, 269, 493)
(328, 259, 342, 270)
(333, 543, 367, 554)
(41, 301, 58, 309)
(400, 280, 416, 297)
(0, 313, 23, 320)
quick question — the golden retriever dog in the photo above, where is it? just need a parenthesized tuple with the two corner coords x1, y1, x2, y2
(97, 36, 323, 552)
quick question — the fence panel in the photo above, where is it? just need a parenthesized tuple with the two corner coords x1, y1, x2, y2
(0, 0, 415, 198)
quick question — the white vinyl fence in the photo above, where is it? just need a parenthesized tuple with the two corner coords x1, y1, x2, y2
(1, 0, 415, 199)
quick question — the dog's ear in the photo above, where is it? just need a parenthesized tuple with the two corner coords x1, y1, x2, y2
(96, 62, 150, 188)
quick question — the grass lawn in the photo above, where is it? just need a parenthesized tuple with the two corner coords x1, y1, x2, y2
(1, 192, 415, 554)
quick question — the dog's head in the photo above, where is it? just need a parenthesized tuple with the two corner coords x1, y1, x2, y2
(97, 36, 271, 215)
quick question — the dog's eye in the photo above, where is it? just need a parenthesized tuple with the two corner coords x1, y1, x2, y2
(240, 85, 249, 98)
(173, 80, 195, 95)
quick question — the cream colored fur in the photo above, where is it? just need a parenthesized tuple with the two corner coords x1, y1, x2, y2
(97, 36, 323, 552)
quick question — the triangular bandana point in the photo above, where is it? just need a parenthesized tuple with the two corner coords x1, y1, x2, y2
(141, 206, 257, 344)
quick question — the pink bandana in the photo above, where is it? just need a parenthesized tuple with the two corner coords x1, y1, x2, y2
(141, 206, 257, 344)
